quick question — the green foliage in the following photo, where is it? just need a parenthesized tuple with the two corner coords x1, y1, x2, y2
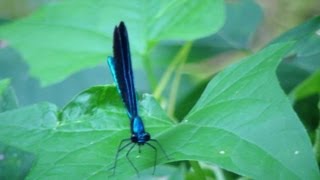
(274, 16, 320, 137)
(275, 16, 320, 93)
(182, 42, 318, 179)
(1, 43, 319, 179)
(0, 86, 173, 179)
(290, 70, 320, 101)
(0, 0, 319, 179)
(0, 142, 35, 180)
(0, 0, 224, 86)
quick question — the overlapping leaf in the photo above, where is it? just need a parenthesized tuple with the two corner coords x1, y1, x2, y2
(0, 42, 319, 179)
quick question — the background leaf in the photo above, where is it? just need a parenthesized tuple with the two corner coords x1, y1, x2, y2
(0, 0, 225, 86)
(151, 0, 263, 74)
(274, 16, 320, 93)
(290, 70, 320, 101)
(189, 0, 262, 58)
(0, 0, 54, 19)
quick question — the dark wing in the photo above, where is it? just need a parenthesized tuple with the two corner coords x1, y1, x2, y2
(107, 21, 138, 119)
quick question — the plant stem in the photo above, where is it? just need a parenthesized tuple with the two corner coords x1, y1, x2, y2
(153, 42, 192, 100)
(190, 161, 206, 180)
(314, 100, 320, 165)
(167, 42, 192, 117)
(315, 126, 320, 165)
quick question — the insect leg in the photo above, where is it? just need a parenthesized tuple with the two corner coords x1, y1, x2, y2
(150, 139, 170, 160)
(146, 142, 157, 175)
(109, 138, 131, 176)
(126, 143, 140, 177)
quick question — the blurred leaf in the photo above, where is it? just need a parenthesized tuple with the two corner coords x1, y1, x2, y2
(270, 16, 320, 47)
(174, 78, 208, 120)
(132, 165, 183, 180)
(0, 78, 18, 112)
(0, 142, 35, 180)
(0, 0, 225, 86)
(190, 0, 262, 58)
(293, 95, 319, 133)
(153, 0, 263, 119)
(0, 43, 319, 179)
(167, 164, 186, 180)
(0, 0, 55, 19)
(274, 16, 320, 92)
(290, 70, 320, 101)
(280, 30, 320, 74)
(0, 46, 114, 107)
(146, 0, 225, 41)
(315, 103, 320, 166)
(277, 62, 311, 93)
(152, 0, 262, 69)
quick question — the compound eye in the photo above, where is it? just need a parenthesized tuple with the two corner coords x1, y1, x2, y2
(144, 133, 151, 141)
(131, 134, 138, 142)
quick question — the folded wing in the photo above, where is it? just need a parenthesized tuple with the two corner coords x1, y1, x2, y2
(107, 22, 138, 119)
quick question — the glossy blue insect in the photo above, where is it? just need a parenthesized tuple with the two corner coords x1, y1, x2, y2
(107, 21, 169, 176)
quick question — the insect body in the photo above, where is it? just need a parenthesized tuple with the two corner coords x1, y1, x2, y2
(107, 21, 169, 176)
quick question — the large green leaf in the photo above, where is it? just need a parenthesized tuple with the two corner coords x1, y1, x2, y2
(0, 86, 174, 179)
(0, 0, 225, 86)
(0, 43, 319, 179)
(173, 42, 319, 179)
